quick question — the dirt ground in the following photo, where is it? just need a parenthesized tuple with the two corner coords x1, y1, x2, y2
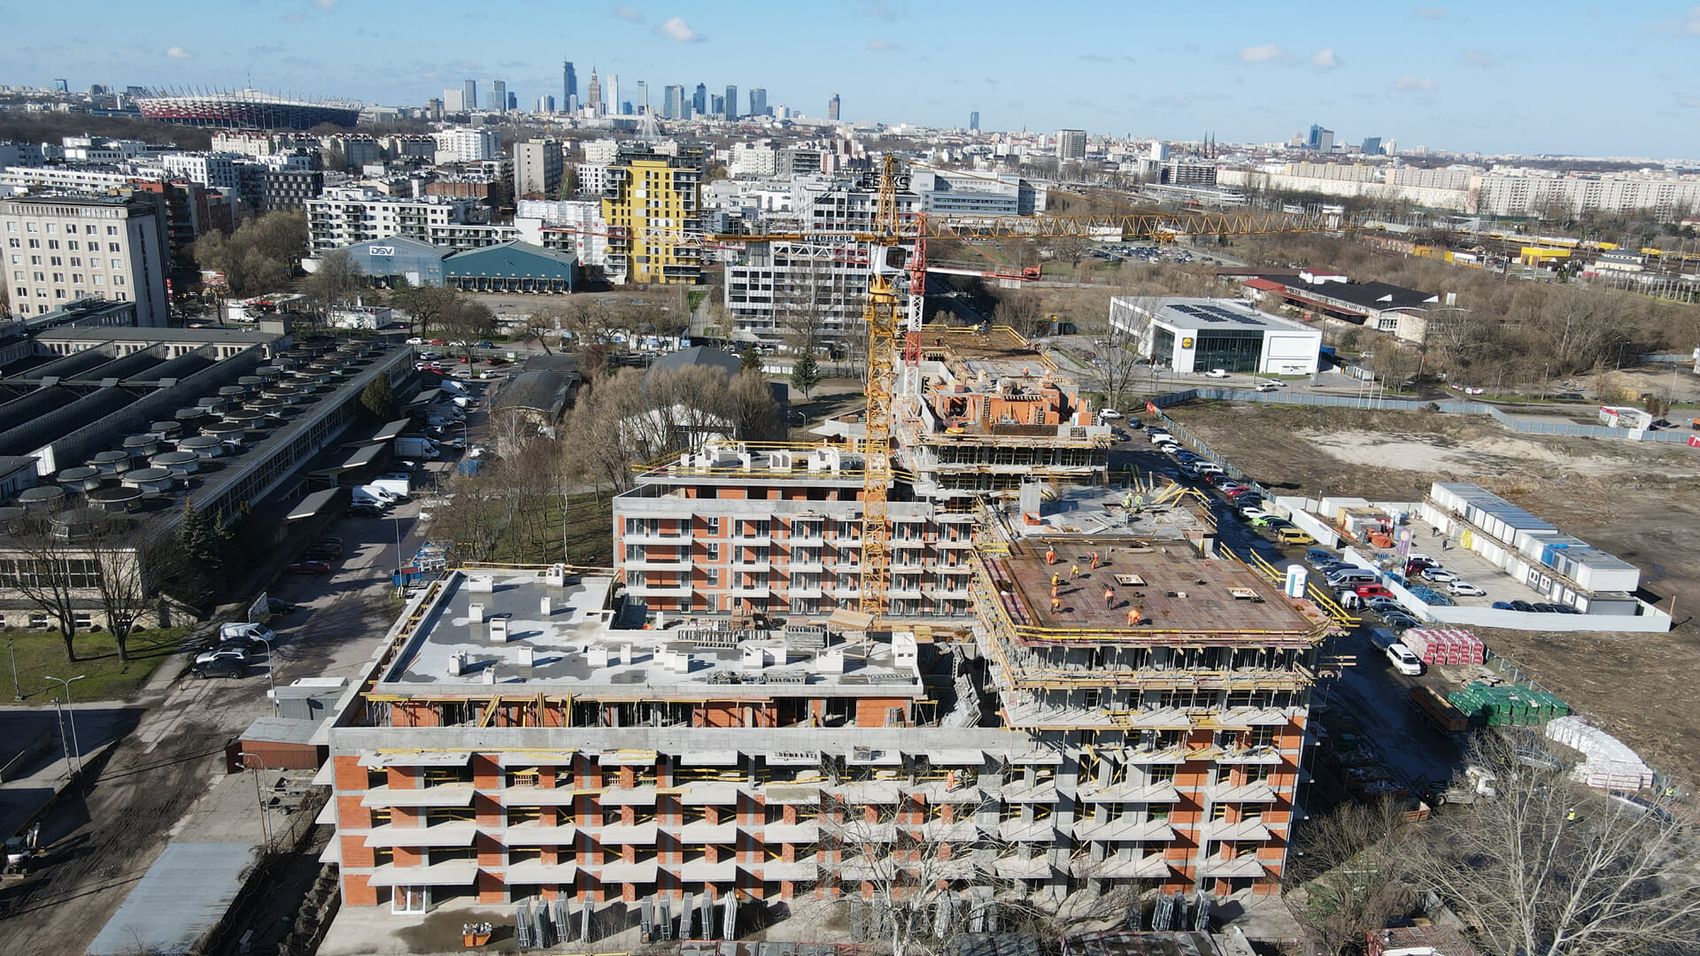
(1168, 401, 1700, 785)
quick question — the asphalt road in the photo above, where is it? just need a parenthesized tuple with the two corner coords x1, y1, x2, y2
(0, 494, 422, 953)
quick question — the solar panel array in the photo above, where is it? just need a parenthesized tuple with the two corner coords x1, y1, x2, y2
(1168, 302, 1264, 327)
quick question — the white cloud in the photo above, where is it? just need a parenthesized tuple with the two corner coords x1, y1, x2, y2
(1462, 48, 1496, 68)
(612, 5, 644, 22)
(1684, 5, 1700, 34)
(867, 38, 901, 52)
(1414, 6, 1447, 18)
(654, 15, 704, 42)
(312, 0, 336, 9)
(165, 46, 192, 60)
(1238, 43, 1283, 63)
(1311, 48, 1341, 69)
(1395, 75, 1435, 92)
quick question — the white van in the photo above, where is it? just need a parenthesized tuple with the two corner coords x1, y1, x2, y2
(1385, 643, 1424, 676)
(1327, 569, 1378, 588)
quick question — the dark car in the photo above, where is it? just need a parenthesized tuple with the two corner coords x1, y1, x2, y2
(348, 504, 386, 518)
(1508, 600, 1537, 612)
(474, 340, 494, 349)
(306, 544, 344, 560)
(191, 657, 246, 679)
(286, 560, 333, 575)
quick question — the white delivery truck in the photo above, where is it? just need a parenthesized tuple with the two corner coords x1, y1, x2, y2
(394, 436, 440, 459)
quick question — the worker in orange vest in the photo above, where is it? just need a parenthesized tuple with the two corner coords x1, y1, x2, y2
(1090, 551, 1101, 570)
(1127, 606, 1143, 626)
(1051, 594, 1063, 614)
(1045, 547, 1057, 565)
(1103, 586, 1115, 609)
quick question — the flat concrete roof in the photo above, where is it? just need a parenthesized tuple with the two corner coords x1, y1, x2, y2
(1127, 297, 1316, 335)
(379, 569, 923, 696)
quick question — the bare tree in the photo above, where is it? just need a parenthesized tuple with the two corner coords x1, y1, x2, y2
(389, 283, 458, 338)
(1410, 733, 1700, 956)
(303, 248, 364, 314)
(88, 520, 153, 664)
(728, 368, 782, 441)
(0, 517, 90, 662)
(1077, 294, 1156, 412)
(1286, 798, 1417, 955)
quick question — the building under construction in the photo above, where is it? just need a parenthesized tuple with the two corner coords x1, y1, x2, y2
(610, 325, 1110, 620)
(321, 482, 1331, 920)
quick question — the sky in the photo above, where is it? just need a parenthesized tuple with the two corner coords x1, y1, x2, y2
(5, 0, 1700, 158)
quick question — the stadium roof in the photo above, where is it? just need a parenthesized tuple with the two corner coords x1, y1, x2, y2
(443, 241, 577, 281)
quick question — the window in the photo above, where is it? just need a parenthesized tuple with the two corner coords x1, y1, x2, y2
(113, 275, 124, 286)
(704, 516, 720, 535)
(705, 542, 720, 561)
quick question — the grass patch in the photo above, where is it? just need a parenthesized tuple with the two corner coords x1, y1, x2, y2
(0, 627, 189, 702)
(484, 492, 613, 567)
(686, 290, 708, 313)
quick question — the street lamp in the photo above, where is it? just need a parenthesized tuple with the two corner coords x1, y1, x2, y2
(6, 639, 19, 701)
(43, 674, 86, 776)
(252, 634, 277, 717)
(239, 751, 274, 846)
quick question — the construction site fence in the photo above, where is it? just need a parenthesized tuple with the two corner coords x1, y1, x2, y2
(1148, 387, 1695, 443)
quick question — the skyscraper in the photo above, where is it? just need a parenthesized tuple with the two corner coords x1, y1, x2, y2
(636, 80, 649, 113)
(606, 75, 620, 116)
(563, 60, 578, 111)
(463, 79, 478, 111)
(492, 80, 508, 113)
(663, 84, 685, 120)
(969, 110, 980, 132)
(827, 93, 840, 121)
(749, 87, 768, 118)
(587, 67, 602, 114)
(711, 94, 724, 116)
(1360, 136, 1383, 156)
(538, 94, 556, 113)
(724, 85, 737, 120)
(693, 83, 707, 115)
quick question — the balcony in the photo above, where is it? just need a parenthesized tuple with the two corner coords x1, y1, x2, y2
(362, 822, 479, 848)
(1071, 818, 1177, 843)
(993, 855, 1055, 880)
(1198, 819, 1273, 842)
(1217, 746, 1286, 765)
(625, 582, 693, 598)
(1074, 781, 1181, 804)
(1207, 782, 1279, 803)
(731, 558, 772, 572)
(623, 556, 692, 571)
(730, 532, 772, 546)
(360, 784, 475, 809)
(729, 583, 771, 598)
(496, 786, 580, 807)
(1197, 855, 1269, 879)
(365, 861, 480, 887)
(1073, 853, 1171, 880)
(997, 819, 1056, 842)
(677, 821, 738, 843)
(624, 529, 691, 545)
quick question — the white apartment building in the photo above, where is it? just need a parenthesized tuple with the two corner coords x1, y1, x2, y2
(303, 186, 485, 254)
(724, 238, 871, 345)
(581, 138, 620, 164)
(2, 165, 139, 193)
(431, 127, 501, 165)
(1, 193, 169, 326)
(515, 198, 608, 267)
(159, 152, 241, 194)
(574, 163, 611, 196)
(790, 177, 919, 232)
(728, 142, 777, 178)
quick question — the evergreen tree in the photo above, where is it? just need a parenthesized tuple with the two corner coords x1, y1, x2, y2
(789, 350, 822, 400)
(360, 375, 398, 420)
(740, 345, 762, 372)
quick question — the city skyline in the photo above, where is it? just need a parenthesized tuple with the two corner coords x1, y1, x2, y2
(3, 1, 1700, 156)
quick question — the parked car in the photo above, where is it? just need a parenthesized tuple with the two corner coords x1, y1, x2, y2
(1098, 408, 1122, 420)
(1276, 527, 1316, 546)
(1382, 612, 1421, 631)
(348, 504, 386, 518)
(1385, 643, 1425, 676)
(405, 337, 424, 345)
(306, 543, 343, 560)
(474, 340, 494, 349)
(219, 623, 274, 646)
(286, 560, 333, 575)
(195, 646, 250, 666)
(1420, 567, 1458, 583)
(1448, 580, 1486, 597)
(1222, 486, 1257, 500)
(1204, 368, 1230, 379)
(191, 657, 246, 680)
(1238, 509, 1271, 523)
(1148, 431, 1173, 444)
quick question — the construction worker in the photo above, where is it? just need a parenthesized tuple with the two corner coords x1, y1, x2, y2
(1051, 582, 1061, 601)
(1103, 586, 1115, 609)
(1090, 551, 1101, 570)
(1566, 807, 1578, 823)
(1127, 606, 1143, 626)
(1051, 594, 1063, 614)
(1045, 547, 1057, 566)
(1051, 572, 1061, 589)
(1070, 562, 1081, 580)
